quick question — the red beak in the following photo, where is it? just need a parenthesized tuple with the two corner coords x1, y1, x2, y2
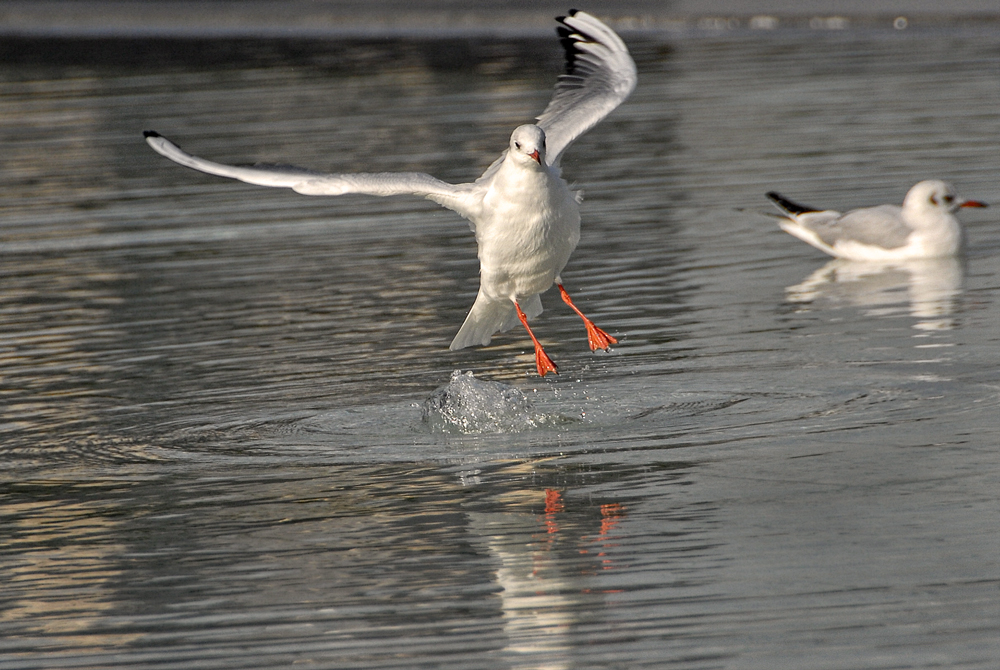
(529, 149, 540, 164)
(960, 199, 988, 208)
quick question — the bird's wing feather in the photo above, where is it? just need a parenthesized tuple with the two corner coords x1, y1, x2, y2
(801, 205, 912, 249)
(144, 132, 480, 218)
(766, 191, 819, 215)
(535, 11, 637, 166)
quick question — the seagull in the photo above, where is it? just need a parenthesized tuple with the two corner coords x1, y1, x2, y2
(144, 10, 636, 377)
(767, 180, 987, 261)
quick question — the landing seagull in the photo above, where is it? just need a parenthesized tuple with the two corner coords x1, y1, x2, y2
(144, 10, 636, 377)
(767, 180, 986, 261)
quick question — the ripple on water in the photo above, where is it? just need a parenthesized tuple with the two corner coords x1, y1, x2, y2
(421, 370, 575, 434)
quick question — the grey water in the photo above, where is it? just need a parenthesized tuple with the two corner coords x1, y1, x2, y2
(2, 22, 1000, 670)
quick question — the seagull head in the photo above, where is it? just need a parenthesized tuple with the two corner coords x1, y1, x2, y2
(509, 125, 546, 167)
(906, 179, 987, 215)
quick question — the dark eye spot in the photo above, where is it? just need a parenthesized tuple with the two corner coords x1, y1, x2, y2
(930, 195, 938, 205)
(943, 194, 954, 204)
(514, 141, 521, 150)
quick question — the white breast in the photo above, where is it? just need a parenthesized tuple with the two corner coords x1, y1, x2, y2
(474, 162, 580, 301)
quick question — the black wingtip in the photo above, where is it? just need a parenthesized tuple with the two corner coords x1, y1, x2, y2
(143, 130, 160, 138)
(556, 9, 579, 24)
(766, 191, 817, 215)
(555, 12, 590, 74)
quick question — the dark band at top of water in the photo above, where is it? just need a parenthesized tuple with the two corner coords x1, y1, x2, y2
(2, 0, 999, 40)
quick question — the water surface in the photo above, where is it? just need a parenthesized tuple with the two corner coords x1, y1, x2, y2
(2, 27, 1000, 669)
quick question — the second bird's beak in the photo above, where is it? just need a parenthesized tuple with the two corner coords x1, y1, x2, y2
(960, 199, 988, 208)
(529, 149, 540, 164)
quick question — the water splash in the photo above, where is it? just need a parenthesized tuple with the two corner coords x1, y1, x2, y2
(422, 371, 560, 434)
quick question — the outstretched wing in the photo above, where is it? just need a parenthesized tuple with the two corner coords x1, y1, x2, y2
(143, 131, 480, 217)
(536, 10, 637, 166)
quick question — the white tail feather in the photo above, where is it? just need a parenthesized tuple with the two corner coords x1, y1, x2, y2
(450, 291, 543, 350)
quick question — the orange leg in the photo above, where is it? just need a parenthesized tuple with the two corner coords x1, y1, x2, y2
(557, 284, 617, 351)
(515, 301, 558, 377)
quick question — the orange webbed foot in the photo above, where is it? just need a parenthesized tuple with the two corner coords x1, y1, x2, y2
(534, 345, 559, 377)
(583, 320, 617, 351)
(557, 283, 617, 352)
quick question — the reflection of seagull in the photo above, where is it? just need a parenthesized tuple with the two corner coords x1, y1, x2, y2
(144, 10, 636, 377)
(786, 257, 964, 330)
(767, 180, 986, 261)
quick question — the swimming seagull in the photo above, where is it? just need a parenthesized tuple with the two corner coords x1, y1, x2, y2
(767, 180, 987, 261)
(144, 10, 636, 377)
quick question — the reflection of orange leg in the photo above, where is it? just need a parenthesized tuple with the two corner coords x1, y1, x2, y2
(545, 489, 565, 514)
(557, 283, 617, 351)
(599, 503, 626, 537)
(544, 489, 564, 535)
(515, 301, 558, 377)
